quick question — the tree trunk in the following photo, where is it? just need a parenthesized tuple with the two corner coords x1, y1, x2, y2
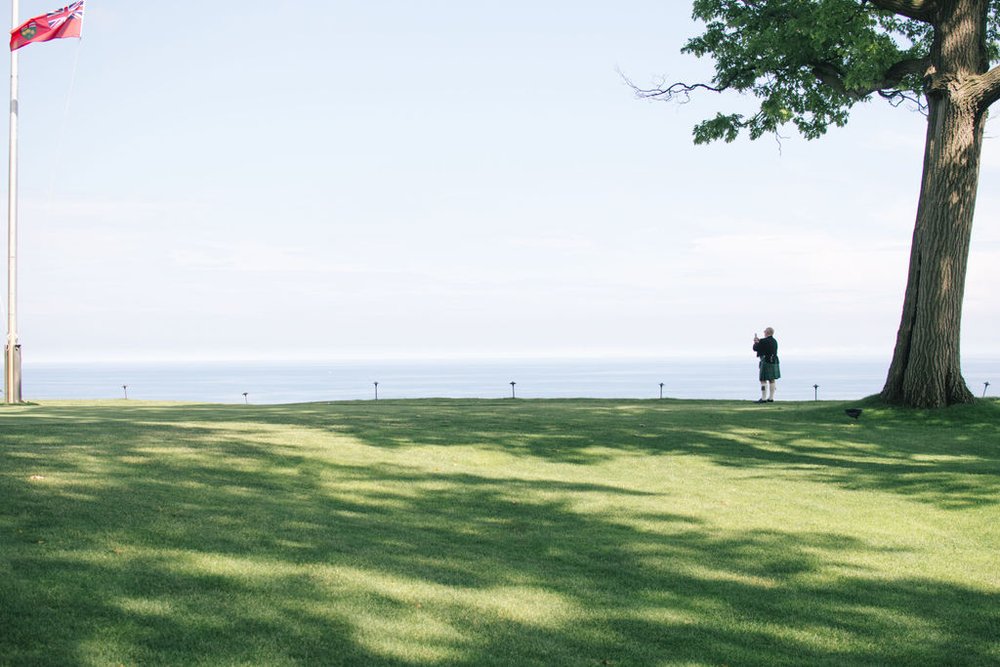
(881, 1, 985, 408)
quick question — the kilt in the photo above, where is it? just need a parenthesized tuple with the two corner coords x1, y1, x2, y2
(759, 360, 781, 381)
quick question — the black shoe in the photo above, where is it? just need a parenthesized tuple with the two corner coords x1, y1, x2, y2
(766, 399, 774, 402)
(756, 399, 767, 403)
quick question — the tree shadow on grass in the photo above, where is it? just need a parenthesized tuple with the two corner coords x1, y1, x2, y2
(1, 402, 998, 665)
(6, 398, 1000, 511)
(232, 398, 1000, 510)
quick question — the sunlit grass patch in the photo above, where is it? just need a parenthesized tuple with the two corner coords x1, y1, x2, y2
(1, 398, 998, 665)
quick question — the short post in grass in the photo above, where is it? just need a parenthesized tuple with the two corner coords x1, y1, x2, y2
(659, 382, 664, 399)
(814, 384, 819, 401)
(374, 381, 379, 401)
(985, 381, 991, 398)
(122, 384, 128, 400)
(510, 381, 516, 399)
(242, 392, 249, 405)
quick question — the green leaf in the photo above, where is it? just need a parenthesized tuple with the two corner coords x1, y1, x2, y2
(674, 0, 983, 143)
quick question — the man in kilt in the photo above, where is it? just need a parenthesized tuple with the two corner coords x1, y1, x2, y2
(753, 327, 780, 403)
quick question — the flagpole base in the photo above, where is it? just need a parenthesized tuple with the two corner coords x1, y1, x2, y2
(5, 343, 22, 403)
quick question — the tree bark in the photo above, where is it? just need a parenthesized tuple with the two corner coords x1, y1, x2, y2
(881, 0, 986, 407)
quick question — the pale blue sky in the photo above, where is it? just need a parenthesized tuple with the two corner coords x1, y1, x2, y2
(5, 1, 998, 363)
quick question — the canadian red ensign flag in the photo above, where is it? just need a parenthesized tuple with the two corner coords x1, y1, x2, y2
(10, 1, 85, 52)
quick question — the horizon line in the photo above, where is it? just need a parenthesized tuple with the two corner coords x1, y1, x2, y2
(22, 350, 1000, 366)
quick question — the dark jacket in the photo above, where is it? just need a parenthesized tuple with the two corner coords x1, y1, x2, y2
(753, 336, 779, 364)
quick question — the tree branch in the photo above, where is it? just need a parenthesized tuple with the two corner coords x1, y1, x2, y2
(811, 62, 852, 97)
(866, 0, 936, 22)
(812, 56, 930, 100)
(972, 64, 1000, 111)
(618, 69, 727, 102)
(877, 88, 927, 113)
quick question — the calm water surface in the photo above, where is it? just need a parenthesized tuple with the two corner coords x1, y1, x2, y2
(21, 357, 999, 405)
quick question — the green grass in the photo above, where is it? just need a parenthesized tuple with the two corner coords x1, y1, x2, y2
(1, 397, 998, 666)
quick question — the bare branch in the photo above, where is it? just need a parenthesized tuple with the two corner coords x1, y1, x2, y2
(618, 69, 727, 102)
(878, 89, 928, 114)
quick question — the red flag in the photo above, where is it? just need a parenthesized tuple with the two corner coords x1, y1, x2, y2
(10, 2, 85, 52)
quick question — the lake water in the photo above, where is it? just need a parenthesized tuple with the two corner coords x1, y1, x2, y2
(19, 357, 999, 404)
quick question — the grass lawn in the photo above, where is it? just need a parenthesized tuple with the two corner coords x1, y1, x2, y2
(1, 397, 998, 666)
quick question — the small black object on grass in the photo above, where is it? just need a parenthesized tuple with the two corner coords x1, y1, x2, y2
(845, 408, 862, 419)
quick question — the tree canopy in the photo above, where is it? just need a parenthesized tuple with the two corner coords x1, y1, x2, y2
(639, 0, 1000, 143)
(639, 0, 1000, 407)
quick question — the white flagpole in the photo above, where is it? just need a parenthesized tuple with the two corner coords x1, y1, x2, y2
(6, 0, 21, 403)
